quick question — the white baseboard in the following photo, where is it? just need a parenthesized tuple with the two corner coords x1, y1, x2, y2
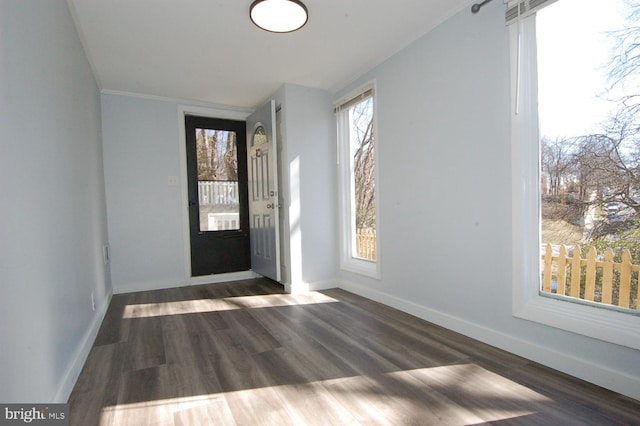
(189, 270, 260, 286)
(54, 288, 113, 403)
(337, 279, 640, 401)
(113, 278, 186, 294)
(113, 271, 260, 294)
(284, 279, 337, 294)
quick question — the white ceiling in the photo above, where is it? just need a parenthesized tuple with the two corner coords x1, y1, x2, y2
(67, 0, 473, 108)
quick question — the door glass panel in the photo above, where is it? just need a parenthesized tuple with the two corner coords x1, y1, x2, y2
(196, 128, 239, 231)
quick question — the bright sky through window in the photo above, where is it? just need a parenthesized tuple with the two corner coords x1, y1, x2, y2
(537, 0, 629, 140)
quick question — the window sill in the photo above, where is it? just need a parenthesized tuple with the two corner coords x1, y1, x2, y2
(513, 290, 640, 350)
(341, 257, 380, 279)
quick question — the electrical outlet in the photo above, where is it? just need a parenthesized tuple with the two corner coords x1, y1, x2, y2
(91, 292, 96, 311)
(168, 175, 179, 186)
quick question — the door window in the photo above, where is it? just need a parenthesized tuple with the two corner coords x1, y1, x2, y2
(195, 128, 240, 231)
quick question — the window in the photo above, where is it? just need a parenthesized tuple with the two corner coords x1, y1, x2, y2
(510, 0, 640, 349)
(195, 128, 240, 231)
(336, 83, 380, 277)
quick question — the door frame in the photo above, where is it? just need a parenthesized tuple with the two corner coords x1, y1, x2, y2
(185, 115, 250, 276)
(178, 105, 259, 285)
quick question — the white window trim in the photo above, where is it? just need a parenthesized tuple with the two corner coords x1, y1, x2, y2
(336, 81, 381, 279)
(510, 17, 640, 350)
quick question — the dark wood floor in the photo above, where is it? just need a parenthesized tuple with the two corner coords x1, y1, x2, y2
(69, 278, 640, 425)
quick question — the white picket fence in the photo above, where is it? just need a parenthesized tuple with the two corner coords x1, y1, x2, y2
(356, 228, 377, 261)
(541, 243, 639, 310)
(198, 181, 238, 206)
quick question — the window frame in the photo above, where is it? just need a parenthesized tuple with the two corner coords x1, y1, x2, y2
(336, 82, 380, 278)
(510, 15, 640, 350)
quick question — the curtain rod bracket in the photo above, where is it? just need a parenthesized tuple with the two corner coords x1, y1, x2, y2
(471, 0, 494, 14)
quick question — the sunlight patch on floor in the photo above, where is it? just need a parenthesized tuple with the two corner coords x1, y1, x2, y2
(100, 393, 233, 425)
(122, 292, 339, 319)
(100, 364, 552, 425)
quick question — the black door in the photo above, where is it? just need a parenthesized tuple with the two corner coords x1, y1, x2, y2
(185, 115, 250, 276)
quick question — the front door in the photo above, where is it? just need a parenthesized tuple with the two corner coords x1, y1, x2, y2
(185, 115, 250, 276)
(247, 100, 281, 281)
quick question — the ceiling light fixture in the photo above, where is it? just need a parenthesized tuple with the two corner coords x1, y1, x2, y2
(250, 0, 308, 33)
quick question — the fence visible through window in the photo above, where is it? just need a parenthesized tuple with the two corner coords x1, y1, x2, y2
(541, 243, 639, 311)
(356, 228, 376, 261)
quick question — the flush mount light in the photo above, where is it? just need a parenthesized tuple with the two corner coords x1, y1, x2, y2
(250, 0, 308, 33)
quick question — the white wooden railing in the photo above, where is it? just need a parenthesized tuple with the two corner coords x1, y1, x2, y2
(198, 181, 238, 206)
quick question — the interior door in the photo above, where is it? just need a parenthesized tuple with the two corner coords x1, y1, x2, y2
(247, 100, 281, 281)
(185, 115, 250, 276)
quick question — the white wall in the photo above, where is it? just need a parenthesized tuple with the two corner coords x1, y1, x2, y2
(271, 84, 337, 292)
(334, 1, 640, 399)
(0, 0, 111, 402)
(102, 84, 337, 293)
(101, 94, 186, 293)
(101, 93, 255, 293)
(101, 87, 336, 294)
